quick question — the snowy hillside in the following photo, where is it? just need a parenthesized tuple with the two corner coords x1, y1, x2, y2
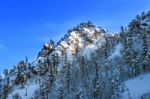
(122, 73, 150, 99)
(0, 10, 150, 99)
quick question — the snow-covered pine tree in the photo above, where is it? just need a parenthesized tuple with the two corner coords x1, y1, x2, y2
(92, 62, 101, 99)
(142, 28, 149, 72)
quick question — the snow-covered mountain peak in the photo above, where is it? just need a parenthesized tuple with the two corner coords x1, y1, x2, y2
(2, 10, 150, 98)
(128, 11, 150, 31)
(37, 22, 116, 60)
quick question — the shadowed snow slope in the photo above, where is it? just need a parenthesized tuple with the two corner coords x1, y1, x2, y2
(122, 73, 150, 99)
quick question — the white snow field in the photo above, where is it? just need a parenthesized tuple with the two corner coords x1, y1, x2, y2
(122, 73, 150, 99)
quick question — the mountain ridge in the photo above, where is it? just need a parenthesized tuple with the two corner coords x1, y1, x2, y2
(0, 10, 150, 99)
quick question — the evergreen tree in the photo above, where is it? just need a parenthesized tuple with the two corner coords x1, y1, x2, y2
(142, 29, 148, 71)
(64, 55, 73, 98)
(93, 62, 101, 99)
(58, 89, 64, 99)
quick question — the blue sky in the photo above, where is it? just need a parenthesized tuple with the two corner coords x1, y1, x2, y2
(0, 0, 150, 73)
